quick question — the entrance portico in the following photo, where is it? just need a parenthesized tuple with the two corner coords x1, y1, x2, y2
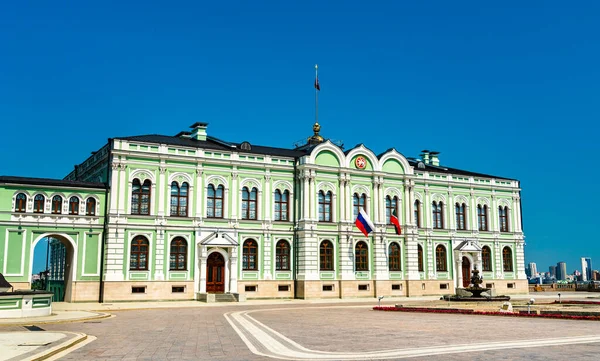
(196, 231, 239, 297)
(453, 240, 482, 289)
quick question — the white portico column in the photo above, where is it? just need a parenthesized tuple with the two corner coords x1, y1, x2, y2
(455, 254, 463, 289)
(198, 245, 208, 293)
(229, 247, 239, 292)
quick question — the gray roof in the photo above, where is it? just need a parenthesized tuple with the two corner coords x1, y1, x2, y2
(0, 176, 106, 189)
(114, 134, 515, 180)
(115, 134, 308, 158)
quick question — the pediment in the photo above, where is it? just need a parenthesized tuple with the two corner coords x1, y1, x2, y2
(200, 232, 239, 246)
(455, 240, 482, 252)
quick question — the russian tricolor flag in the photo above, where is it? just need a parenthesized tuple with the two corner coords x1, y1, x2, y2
(355, 208, 375, 237)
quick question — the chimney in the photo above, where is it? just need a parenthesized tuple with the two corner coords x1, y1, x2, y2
(190, 122, 208, 141)
(430, 151, 440, 166)
(420, 150, 430, 165)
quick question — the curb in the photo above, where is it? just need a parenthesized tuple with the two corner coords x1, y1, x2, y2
(0, 312, 112, 327)
(31, 332, 88, 361)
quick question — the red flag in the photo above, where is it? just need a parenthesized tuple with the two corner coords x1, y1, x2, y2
(390, 210, 402, 235)
(314, 76, 320, 91)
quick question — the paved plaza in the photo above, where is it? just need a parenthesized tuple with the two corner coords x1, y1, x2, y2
(2, 295, 600, 360)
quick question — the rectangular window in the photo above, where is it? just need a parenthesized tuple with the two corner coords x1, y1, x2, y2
(322, 284, 334, 291)
(507, 283, 515, 289)
(131, 286, 146, 293)
(486, 283, 494, 289)
(440, 283, 449, 290)
(245, 285, 257, 292)
(172, 286, 185, 293)
(391, 284, 402, 291)
(278, 285, 290, 292)
(358, 284, 369, 291)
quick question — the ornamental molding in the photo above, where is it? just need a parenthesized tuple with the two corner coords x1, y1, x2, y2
(476, 197, 491, 206)
(129, 169, 155, 183)
(273, 180, 293, 193)
(240, 178, 262, 191)
(414, 192, 423, 202)
(431, 193, 447, 203)
(168, 172, 193, 185)
(497, 198, 512, 208)
(453, 195, 469, 206)
(351, 184, 370, 197)
(205, 175, 229, 188)
(317, 181, 336, 194)
(384, 187, 402, 199)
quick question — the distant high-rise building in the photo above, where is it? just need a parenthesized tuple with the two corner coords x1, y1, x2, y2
(549, 265, 557, 278)
(557, 262, 567, 281)
(593, 270, 600, 281)
(581, 257, 592, 281)
(527, 262, 537, 278)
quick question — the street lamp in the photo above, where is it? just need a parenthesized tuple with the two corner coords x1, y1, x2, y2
(558, 292, 561, 304)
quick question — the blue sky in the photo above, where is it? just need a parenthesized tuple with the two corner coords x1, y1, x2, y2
(2, 2, 598, 275)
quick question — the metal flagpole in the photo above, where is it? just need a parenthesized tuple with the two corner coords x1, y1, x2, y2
(315, 64, 319, 123)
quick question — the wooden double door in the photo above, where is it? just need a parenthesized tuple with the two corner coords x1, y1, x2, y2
(206, 252, 225, 293)
(462, 256, 471, 287)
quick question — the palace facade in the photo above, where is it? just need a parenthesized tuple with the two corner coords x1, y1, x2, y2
(0, 122, 527, 302)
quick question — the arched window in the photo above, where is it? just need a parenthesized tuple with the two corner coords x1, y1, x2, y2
(243, 239, 258, 270)
(355, 241, 369, 271)
(436, 245, 447, 272)
(86, 198, 96, 216)
(388, 242, 401, 271)
(417, 244, 424, 272)
(69, 196, 79, 215)
(482, 246, 492, 271)
(170, 181, 189, 217)
(319, 240, 334, 270)
(502, 247, 513, 272)
(432, 201, 444, 229)
(275, 240, 290, 271)
(499, 206, 509, 232)
(385, 196, 399, 225)
(318, 191, 332, 222)
(353, 193, 367, 219)
(52, 195, 62, 214)
(207, 184, 224, 218)
(169, 237, 187, 270)
(131, 179, 151, 215)
(274, 189, 289, 221)
(414, 200, 421, 227)
(33, 194, 45, 213)
(130, 236, 149, 270)
(15, 193, 27, 213)
(241, 187, 258, 220)
(477, 205, 488, 231)
(455, 203, 467, 230)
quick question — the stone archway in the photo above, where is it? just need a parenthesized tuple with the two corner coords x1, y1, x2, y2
(31, 234, 77, 302)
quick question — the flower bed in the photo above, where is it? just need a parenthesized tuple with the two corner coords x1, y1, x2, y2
(373, 306, 600, 321)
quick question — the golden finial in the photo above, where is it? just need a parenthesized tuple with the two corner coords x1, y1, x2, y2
(308, 121, 323, 144)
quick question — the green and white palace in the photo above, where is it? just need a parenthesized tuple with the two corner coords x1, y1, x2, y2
(0, 122, 527, 302)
